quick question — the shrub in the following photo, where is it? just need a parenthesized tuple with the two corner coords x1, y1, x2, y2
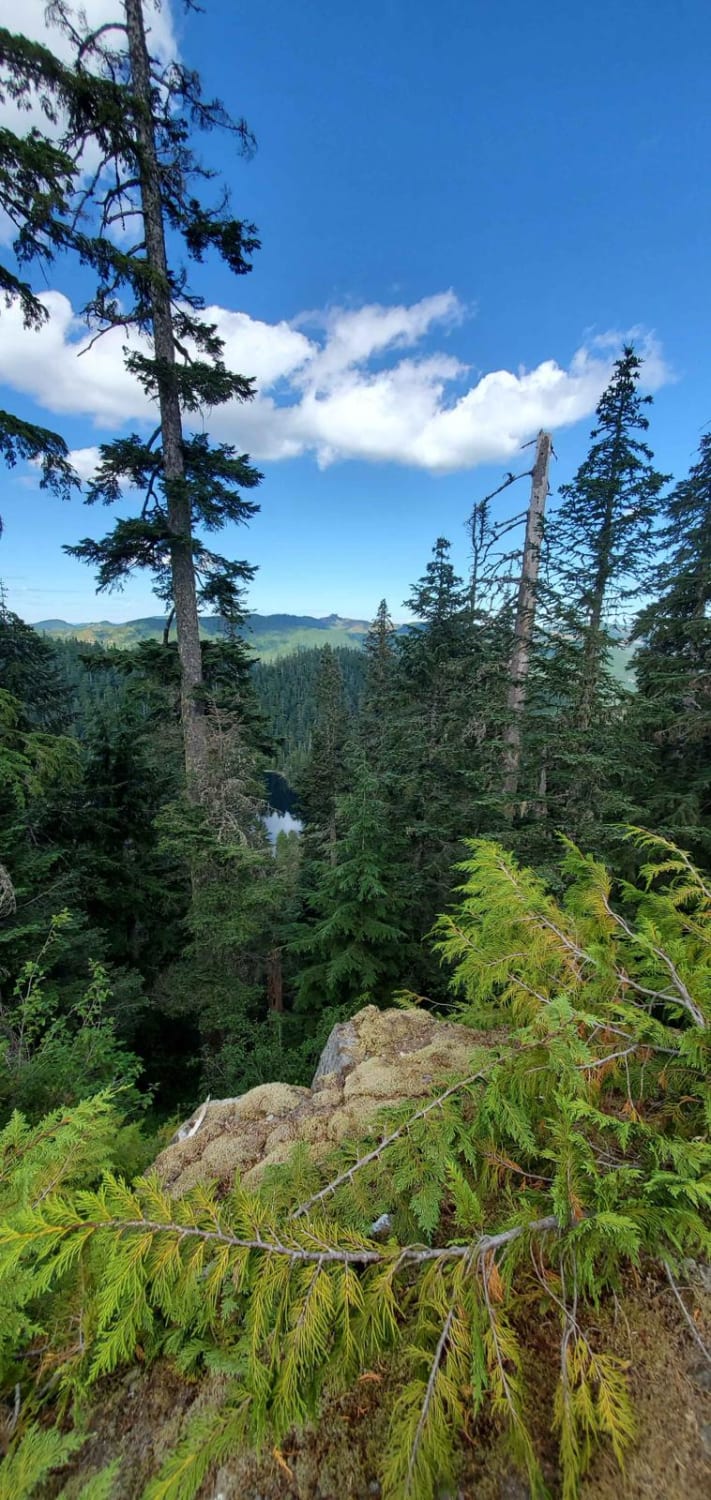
(0, 831, 708, 1499)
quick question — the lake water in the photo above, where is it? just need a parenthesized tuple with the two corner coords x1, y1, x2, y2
(263, 809, 303, 843)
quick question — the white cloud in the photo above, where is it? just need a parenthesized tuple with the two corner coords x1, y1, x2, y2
(297, 291, 465, 389)
(0, 0, 177, 241)
(0, 291, 154, 422)
(0, 285, 671, 474)
(0, 0, 176, 75)
(66, 446, 102, 481)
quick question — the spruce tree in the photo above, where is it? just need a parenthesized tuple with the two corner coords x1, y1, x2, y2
(364, 598, 397, 708)
(393, 540, 484, 969)
(297, 646, 350, 861)
(630, 433, 711, 854)
(361, 598, 399, 777)
(9, 2, 263, 791)
(295, 749, 407, 1016)
(548, 347, 668, 730)
(516, 349, 668, 860)
(154, 707, 287, 1101)
(0, 27, 87, 502)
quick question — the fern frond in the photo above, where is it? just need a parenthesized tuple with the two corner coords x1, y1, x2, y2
(0, 1424, 83, 1500)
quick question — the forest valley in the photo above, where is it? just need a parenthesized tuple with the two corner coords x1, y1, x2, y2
(0, 7, 709, 1500)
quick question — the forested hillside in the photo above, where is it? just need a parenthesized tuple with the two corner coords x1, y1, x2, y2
(36, 611, 388, 659)
(2, 344, 710, 1500)
(0, 6, 709, 1498)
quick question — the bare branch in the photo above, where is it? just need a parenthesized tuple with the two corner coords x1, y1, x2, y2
(663, 1261, 711, 1363)
(407, 1307, 456, 1491)
(601, 892, 706, 1029)
(68, 1212, 562, 1270)
(290, 1070, 490, 1220)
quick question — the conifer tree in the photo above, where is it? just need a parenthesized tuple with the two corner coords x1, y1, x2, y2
(0, 26, 90, 504)
(295, 749, 407, 1016)
(630, 433, 711, 853)
(297, 646, 350, 861)
(10, 1, 264, 791)
(361, 598, 400, 779)
(393, 539, 484, 968)
(0, 602, 69, 732)
(153, 703, 284, 1099)
(513, 350, 668, 859)
(364, 598, 397, 707)
(548, 347, 668, 730)
(253, 647, 365, 788)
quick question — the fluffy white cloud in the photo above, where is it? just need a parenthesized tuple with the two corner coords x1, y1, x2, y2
(0, 0, 176, 77)
(0, 285, 670, 475)
(65, 446, 103, 481)
(0, 291, 154, 422)
(0, 0, 177, 249)
(0, 3, 670, 474)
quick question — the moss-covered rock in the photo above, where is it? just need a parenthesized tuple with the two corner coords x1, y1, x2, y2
(153, 1006, 491, 1195)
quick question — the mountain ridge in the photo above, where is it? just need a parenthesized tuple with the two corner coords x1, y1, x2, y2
(32, 612, 399, 660)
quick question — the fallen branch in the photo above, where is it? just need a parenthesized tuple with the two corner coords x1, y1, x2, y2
(663, 1261, 711, 1364)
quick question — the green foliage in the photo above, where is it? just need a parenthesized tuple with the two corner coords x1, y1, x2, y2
(153, 709, 295, 1101)
(0, 914, 144, 1121)
(254, 645, 365, 784)
(0, 833, 707, 1499)
(631, 432, 711, 857)
(295, 749, 409, 1015)
(59, 1460, 123, 1500)
(503, 349, 670, 860)
(0, 1423, 83, 1500)
(0, 26, 84, 508)
(296, 644, 352, 843)
(0, 1093, 151, 1398)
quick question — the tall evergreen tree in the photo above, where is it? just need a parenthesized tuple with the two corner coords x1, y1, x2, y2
(630, 433, 711, 853)
(0, 26, 90, 505)
(0, 613, 149, 1107)
(548, 347, 668, 729)
(361, 598, 398, 772)
(364, 598, 397, 702)
(509, 349, 669, 861)
(3, 3, 263, 791)
(253, 647, 365, 788)
(154, 707, 288, 1102)
(297, 646, 350, 862)
(294, 750, 406, 1017)
(393, 539, 484, 962)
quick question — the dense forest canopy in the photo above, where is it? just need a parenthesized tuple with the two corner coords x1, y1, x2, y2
(0, 4, 709, 1499)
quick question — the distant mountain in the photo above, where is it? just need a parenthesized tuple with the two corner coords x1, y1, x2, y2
(33, 612, 396, 661)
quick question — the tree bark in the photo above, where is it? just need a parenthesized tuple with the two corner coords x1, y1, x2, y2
(267, 948, 284, 1013)
(124, 0, 207, 792)
(502, 431, 552, 803)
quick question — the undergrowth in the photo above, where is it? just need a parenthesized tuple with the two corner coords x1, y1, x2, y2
(0, 830, 709, 1500)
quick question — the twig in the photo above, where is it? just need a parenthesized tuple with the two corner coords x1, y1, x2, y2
(407, 1307, 456, 1489)
(290, 1070, 490, 1220)
(9, 1213, 561, 1271)
(602, 893, 706, 1029)
(663, 1261, 711, 1364)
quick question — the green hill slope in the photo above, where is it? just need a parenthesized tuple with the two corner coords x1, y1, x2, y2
(33, 612, 385, 660)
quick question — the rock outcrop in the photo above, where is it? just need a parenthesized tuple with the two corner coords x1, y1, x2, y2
(154, 1004, 491, 1196)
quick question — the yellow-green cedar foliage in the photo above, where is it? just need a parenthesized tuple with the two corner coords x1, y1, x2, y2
(0, 831, 708, 1500)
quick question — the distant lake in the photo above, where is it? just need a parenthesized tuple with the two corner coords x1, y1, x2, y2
(263, 809, 303, 843)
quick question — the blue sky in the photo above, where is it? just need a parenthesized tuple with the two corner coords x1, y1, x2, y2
(0, 0, 708, 624)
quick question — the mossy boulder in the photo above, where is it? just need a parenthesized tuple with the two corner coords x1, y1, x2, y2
(153, 1005, 490, 1195)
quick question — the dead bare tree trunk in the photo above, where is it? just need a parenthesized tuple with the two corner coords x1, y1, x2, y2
(502, 431, 552, 804)
(124, 0, 207, 792)
(266, 949, 284, 1013)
